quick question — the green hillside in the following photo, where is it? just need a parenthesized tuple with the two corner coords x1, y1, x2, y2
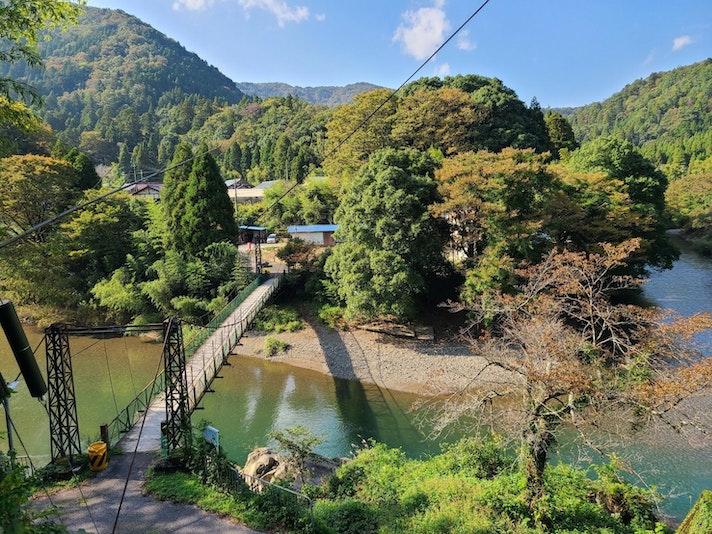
(565, 58, 712, 177)
(0, 6, 246, 165)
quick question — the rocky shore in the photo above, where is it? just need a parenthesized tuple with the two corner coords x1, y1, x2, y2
(234, 317, 508, 396)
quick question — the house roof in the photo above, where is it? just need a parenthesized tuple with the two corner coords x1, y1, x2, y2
(255, 180, 280, 189)
(122, 183, 163, 194)
(288, 224, 338, 234)
(225, 178, 252, 189)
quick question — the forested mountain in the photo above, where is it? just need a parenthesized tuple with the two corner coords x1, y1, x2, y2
(236, 82, 384, 106)
(0, 7, 246, 165)
(565, 58, 712, 177)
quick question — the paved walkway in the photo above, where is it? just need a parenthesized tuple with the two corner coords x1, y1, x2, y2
(33, 451, 262, 533)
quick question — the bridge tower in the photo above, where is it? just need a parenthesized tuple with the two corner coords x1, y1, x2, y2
(46, 324, 82, 462)
(162, 318, 191, 455)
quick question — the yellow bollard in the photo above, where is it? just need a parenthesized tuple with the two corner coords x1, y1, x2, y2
(88, 441, 108, 472)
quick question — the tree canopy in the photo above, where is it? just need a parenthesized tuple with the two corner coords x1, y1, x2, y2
(325, 148, 446, 321)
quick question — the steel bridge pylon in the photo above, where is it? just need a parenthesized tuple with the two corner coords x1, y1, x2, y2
(45, 324, 81, 462)
(162, 318, 191, 456)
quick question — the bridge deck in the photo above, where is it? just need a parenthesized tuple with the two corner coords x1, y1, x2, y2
(119, 275, 281, 453)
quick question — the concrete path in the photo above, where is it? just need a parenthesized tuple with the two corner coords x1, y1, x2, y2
(33, 451, 262, 533)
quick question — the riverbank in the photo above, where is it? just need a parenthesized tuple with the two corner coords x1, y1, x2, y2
(234, 316, 508, 396)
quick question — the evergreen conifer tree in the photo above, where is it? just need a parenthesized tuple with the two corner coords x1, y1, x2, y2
(180, 143, 237, 256)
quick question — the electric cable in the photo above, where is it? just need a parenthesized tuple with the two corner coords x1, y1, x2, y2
(6, 412, 67, 530)
(38, 401, 102, 534)
(257, 0, 493, 221)
(103, 340, 121, 419)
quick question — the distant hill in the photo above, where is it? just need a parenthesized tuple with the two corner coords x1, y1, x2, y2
(236, 81, 385, 106)
(8, 7, 245, 107)
(564, 58, 712, 174)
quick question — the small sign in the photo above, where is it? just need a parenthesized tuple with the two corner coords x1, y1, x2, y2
(203, 425, 219, 449)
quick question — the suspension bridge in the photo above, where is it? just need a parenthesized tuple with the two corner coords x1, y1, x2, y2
(41, 272, 282, 462)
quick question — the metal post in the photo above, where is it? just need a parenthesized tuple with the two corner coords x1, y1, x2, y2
(46, 324, 81, 462)
(3, 397, 13, 453)
(163, 318, 191, 456)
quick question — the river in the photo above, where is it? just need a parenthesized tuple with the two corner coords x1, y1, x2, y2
(1, 236, 710, 524)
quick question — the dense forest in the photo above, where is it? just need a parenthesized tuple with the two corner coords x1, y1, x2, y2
(565, 59, 712, 178)
(2, 4, 712, 532)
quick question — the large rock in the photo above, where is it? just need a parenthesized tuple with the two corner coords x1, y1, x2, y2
(241, 447, 289, 492)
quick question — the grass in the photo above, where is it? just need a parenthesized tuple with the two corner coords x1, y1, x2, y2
(252, 304, 305, 333)
(144, 437, 671, 534)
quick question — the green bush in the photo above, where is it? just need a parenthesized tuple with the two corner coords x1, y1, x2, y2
(439, 436, 508, 479)
(264, 336, 289, 357)
(317, 304, 345, 328)
(314, 499, 379, 534)
(253, 305, 304, 333)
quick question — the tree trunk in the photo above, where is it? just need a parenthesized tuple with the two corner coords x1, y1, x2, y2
(522, 416, 553, 527)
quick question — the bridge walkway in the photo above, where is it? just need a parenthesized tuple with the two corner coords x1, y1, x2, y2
(118, 275, 281, 453)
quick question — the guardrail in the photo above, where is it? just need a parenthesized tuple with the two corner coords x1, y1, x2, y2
(185, 274, 281, 411)
(104, 371, 165, 448)
(226, 466, 314, 523)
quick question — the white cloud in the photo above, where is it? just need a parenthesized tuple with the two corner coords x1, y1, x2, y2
(672, 35, 692, 51)
(457, 29, 475, 51)
(236, 0, 309, 27)
(172, 0, 215, 10)
(393, 0, 451, 61)
(437, 63, 450, 77)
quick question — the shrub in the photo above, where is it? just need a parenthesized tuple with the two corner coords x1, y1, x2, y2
(264, 336, 289, 357)
(317, 304, 345, 328)
(253, 305, 304, 332)
(315, 499, 379, 534)
(439, 436, 508, 479)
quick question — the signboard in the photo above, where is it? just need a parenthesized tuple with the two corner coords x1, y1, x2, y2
(203, 425, 219, 449)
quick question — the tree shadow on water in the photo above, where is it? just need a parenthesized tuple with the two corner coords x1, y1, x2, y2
(305, 314, 427, 454)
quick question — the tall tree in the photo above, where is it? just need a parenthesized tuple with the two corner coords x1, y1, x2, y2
(433, 148, 556, 265)
(180, 143, 237, 256)
(323, 88, 397, 187)
(544, 110, 579, 159)
(325, 148, 446, 321)
(161, 143, 193, 251)
(565, 136, 676, 271)
(0, 154, 80, 243)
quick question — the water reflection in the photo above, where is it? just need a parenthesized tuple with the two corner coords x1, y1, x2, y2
(197, 357, 440, 464)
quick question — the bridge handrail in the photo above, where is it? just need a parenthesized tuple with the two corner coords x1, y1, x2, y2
(108, 273, 279, 448)
(105, 370, 165, 448)
(184, 275, 266, 359)
(185, 274, 281, 411)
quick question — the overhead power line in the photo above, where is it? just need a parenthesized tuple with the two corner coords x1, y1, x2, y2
(0, 145, 221, 250)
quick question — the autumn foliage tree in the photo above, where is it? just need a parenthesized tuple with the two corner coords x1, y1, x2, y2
(423, 240, 712, 522)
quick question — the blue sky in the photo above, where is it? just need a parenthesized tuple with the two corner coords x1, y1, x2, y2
(86, 0, 711, 108)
